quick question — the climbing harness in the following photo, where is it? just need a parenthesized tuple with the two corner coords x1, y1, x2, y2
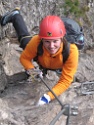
(39, 75, 78, 125)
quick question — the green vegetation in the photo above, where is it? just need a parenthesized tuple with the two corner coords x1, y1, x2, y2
(59, 0, 91, 26)
(63, 0, 89, 18)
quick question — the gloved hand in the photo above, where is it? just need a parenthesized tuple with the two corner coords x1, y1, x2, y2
(26, 68, 43, 82)
(37, 94, 51, 106)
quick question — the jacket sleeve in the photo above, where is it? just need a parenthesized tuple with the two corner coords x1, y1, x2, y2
(47, 44, 79, 100)
(20, 35, 40, 70)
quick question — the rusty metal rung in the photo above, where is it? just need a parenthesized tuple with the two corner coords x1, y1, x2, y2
(81, 81, 94, 95)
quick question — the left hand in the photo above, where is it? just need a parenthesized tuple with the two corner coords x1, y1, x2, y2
(37, 94, 51, 106)
(26, 68, 43, 82)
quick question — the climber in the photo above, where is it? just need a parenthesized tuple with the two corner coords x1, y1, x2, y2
(0, 8, 79, 106)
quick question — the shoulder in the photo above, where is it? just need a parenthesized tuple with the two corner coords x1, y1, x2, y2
(63, 43, 79, 67)
(70, 44, 78, 50)
(68, 44, 79, 60)
(24, 35, 41, 54)
(70, 44, 78, 54)
(29, 35, 41, 44)
(26, 35, 41, 48)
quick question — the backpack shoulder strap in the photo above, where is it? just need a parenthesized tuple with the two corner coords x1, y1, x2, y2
(37, 40, 43, 56)
(33, 40, 43, 61)
(62, 40, 70, 63)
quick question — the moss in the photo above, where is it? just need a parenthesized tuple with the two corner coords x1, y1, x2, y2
(61, 0, 89, 18)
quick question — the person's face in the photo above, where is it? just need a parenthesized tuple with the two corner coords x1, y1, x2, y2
(43, 38, 62, 54)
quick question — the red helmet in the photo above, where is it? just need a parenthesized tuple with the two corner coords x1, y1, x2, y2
(39, 15, 66, 39)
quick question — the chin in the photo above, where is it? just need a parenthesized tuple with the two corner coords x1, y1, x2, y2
(50, 51, 56, 54)
(48, 49, 57, 54)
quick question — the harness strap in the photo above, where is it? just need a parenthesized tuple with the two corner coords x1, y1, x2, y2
(63, 42, 70, 63)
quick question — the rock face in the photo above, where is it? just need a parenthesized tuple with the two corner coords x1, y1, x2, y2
(0, 39, 94, 125)
(75, 51, 94, 82)
(0, 58, 7, 92)
(0, 0, 94, 125)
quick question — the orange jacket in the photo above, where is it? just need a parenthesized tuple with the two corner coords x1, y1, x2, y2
(20, 35, 79, 100)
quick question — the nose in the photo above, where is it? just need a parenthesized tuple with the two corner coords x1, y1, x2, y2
(49, 42, 54, 48)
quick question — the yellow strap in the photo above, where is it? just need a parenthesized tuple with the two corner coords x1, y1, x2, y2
(20, 36, 31, 43)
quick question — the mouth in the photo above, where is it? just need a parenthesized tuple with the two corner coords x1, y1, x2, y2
(49, 48, 55, 51)
(50, 48, 54, 50)
(48, 48, 56, 54)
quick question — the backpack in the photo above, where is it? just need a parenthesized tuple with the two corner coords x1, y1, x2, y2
(62, 17, 84, 51)
(34, 18, 84, 75)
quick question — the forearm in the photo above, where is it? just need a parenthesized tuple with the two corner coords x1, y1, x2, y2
(47, 77, 73, 100)
(20, 55, 34, 70)
(47, 64, 77, 100)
